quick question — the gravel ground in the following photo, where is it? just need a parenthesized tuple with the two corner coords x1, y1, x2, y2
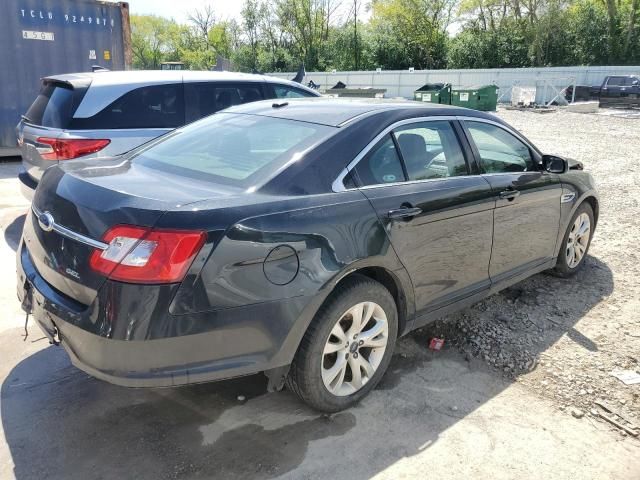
(423, 107, 640, 437)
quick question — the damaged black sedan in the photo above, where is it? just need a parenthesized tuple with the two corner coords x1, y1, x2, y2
(17, 99, 598, 412)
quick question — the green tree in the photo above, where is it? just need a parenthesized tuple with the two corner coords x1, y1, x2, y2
(130, 15, 181, 69)
(370, 0, 452, 69)
(130, 0, 640, 73)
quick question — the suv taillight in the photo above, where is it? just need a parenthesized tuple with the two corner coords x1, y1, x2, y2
(89, 226, 206, 284)
(37, 137, 110, 160)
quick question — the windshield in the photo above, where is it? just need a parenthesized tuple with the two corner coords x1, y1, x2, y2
(131, 112, 334, 187)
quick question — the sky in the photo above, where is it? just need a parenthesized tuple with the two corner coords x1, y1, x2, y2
(125, 0, 368, 25)
(127, 0, 244, 24)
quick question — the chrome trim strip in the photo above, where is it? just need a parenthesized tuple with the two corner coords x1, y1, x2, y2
(31, 205, 109, 250)
(355, 175, 472, 191)
(332, 114, 541, 192)
(454, 115, 541, 156)
(332, 115, 459, 192)
(336, 109, 383, 127)
(336, 103, 426, 127)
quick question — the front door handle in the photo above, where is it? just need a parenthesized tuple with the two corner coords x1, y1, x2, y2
(499, 189, 521, 200)
(387, 206, 422, 219)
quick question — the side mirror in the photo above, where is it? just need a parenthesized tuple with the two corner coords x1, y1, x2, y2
(542, 154, 567, 174)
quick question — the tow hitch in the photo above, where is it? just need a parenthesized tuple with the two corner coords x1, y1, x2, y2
(20, 281, 32, 341)
(20, 280, 60, 345)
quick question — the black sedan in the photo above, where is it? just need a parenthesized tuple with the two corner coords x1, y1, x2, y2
(17, 99, 598, 412)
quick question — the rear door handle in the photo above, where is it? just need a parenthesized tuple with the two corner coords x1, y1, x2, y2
(387, 207, 422, 219)
(499, 189, 521, 200)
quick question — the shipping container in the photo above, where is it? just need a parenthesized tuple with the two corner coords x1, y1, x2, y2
(0, 0, 131, 155)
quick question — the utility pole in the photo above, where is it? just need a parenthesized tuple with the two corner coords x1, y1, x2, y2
(353, 0, 359, 70)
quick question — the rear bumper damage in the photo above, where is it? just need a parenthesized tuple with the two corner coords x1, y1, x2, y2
(17, 242, 307, 388)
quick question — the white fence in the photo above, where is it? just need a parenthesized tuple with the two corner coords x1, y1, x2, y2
(269, 65, 640, 104)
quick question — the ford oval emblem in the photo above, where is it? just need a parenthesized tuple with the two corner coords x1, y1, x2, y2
(38, 211, 55, 232)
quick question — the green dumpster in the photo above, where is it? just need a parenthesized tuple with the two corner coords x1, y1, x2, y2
(450, 84, 499, 111)
(414, 83, 451, 104)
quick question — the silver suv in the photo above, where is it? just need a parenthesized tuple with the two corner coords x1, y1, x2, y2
(17, 70, 319, 199)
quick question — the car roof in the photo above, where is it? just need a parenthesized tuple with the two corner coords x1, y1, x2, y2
(225, 97, 496, 127)
(47, 70, 319, 119)
(44, 69, 308, 88)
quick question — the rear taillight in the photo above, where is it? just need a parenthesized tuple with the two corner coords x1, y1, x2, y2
(37, 137, 110, 160)
(89, 225, 206, 284)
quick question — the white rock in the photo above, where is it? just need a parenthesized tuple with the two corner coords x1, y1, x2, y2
(571, 408, 584, 419)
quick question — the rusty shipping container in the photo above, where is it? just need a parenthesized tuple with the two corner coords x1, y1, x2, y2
(0, 0, 132, 155)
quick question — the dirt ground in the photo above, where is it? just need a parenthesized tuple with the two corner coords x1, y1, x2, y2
(0, 107, 639, 479)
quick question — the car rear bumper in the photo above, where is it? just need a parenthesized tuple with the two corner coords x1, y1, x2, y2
(18, 168, 37, 201)
(17, 241, 311, 388)
(599, 97, 640, 107)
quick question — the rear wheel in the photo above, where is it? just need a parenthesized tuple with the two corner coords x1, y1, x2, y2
(552, 202, 594, 277)
(286, 275, 398, 412)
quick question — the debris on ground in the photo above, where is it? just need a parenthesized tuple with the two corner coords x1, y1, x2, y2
(594, 401, 639, 437)
(595, 410, 639, 437)
(428, 337, 445, 351)
(571, 408, 585, 419)
(610, 370, 640, 385)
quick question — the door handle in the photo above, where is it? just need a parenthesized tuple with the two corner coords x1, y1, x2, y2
(499, 189, 521, 200)
(387, 206, 422, 219)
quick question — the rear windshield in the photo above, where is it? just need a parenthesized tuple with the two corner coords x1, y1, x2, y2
(130, 113, 335, 187)
(24, 82, 76, 128)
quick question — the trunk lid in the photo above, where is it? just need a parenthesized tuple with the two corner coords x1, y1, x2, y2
(24, 157, 239, 306)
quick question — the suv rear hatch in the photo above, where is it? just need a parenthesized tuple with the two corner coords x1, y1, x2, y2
(22, 157, 237, 307)
(18, 76, 91, 182)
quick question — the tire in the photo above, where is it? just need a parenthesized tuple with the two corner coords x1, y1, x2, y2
(551, 202, 594, 277)
(286, 275, 398, 412)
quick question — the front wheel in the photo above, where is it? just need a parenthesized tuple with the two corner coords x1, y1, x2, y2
(286, 275, 398, 412)
(552, 202, 594, 277)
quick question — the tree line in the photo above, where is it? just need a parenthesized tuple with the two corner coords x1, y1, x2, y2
(131, 0, 640, 72)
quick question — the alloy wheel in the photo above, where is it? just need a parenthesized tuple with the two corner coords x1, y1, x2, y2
(321, 301, 389, 396)
(566, 212, 591, 268)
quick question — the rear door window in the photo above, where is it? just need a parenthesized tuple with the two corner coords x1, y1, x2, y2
(353, 134, 406, 186)
(272, 85, 316, 98)
(70, 84, 184, 130)
(606, 77, 625, 86)
(24, 83, 76, 128)
(185, 82, 265, 122)
(394, 121, 468, 180)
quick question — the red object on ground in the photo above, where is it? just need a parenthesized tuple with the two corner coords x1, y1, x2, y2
(429, 337, 445, 351)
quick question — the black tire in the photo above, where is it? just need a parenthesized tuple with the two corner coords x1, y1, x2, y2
(286, 275, 398, 412)
(551, 202, 594, 277)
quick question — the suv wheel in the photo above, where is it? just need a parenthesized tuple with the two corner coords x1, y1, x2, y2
(286, 275, 398, 412)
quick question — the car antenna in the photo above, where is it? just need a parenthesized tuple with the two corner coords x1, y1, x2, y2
(272, 102, 288, 108)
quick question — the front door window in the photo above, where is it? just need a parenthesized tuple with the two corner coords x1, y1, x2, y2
(465, 121, 534, 173)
